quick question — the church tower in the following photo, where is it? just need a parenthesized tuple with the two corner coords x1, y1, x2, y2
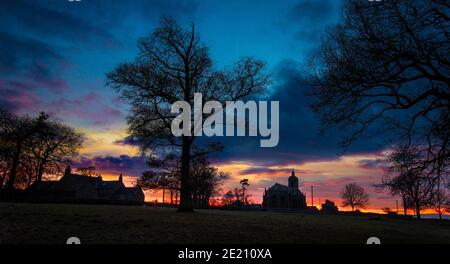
(288, 170, 299, 190)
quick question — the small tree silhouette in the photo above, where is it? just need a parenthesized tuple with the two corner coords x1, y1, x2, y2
(240, 179, 250, 204)
(341, 183, 369, 211)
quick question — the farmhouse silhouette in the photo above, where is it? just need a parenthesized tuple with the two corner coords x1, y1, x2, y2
(29, 166, 144, 204)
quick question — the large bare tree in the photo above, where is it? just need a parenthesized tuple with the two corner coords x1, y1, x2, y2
(107, 18, 268, 212)
(309, 0, 449, 179)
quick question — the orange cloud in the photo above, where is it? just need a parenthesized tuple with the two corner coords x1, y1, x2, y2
(214, 152, 397, 212)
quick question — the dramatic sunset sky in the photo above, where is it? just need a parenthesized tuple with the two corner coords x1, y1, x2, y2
(0, 0, 398, 211)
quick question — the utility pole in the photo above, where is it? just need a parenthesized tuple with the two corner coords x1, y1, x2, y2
(311, 185, 314, 207)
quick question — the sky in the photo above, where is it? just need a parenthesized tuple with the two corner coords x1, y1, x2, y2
(0, 0, 403, 212)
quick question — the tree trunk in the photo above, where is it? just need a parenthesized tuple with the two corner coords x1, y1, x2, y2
(178, 136, 193, 212)
(0, 171, 4, 189)
(6, 142, 21, 198)
(402, 197, 408, 215)
(36, 160, 45, 183)
(27, 174, 32, 188)
(162, 187, 165, 204)
(415, 204, 421, 219)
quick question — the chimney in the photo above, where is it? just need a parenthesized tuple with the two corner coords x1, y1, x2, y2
(64, 166, 71, 177)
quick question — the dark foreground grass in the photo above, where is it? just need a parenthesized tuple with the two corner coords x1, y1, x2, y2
(1, 203, 449, 244)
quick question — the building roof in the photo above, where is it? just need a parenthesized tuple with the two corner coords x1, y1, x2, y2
(116, 186, 144, 196)
(60, 173, 102, 188)
(30, 181, 59, 191)
(101, 181, 124, 190)
(268, 183, 289, 192)
(30, 167, 144, 203)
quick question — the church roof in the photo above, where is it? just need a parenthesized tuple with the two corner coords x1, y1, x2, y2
(268, 183, 289, 192)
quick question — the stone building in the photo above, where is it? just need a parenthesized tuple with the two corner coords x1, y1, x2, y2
(30, 166, 145, 204)
(262, 170, 307, 209)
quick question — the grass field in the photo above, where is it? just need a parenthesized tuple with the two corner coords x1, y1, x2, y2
(1, 203, 449, 244)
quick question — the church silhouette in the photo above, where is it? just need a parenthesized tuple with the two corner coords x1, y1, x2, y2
(262, 170, 307, 209)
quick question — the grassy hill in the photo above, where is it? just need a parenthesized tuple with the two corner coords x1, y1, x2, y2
(1, 203, 449, 244)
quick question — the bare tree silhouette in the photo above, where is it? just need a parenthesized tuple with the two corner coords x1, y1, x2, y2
(30, 112, 84, 183)
(107, 17, 268, 212)
(137, 153, 228, 207)
(382, 145, 436, 219)
(309, 0, 449, 181)
(240, 179, 250, 204)
(341, 183, 369, 211)
(0, 110, 34, 196)
(0, 110, 83, 198)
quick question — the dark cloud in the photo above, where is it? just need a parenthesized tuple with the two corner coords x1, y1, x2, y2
(0, 32, 70, 104)
(239, 167, 292, 176)
(0, 85, 43, 113)
(209, 60, 388, 165)
(114, 137, 142, 147)
(0, 88, 124, 125)
(279, 0, 341, 50)
(71, 155, 147, 177)
(68, 0, 199, 25)
(0, 0, 120, 47)
(48, 95, 124, 126)
(289, 0, 336, 24)
(0, 31, 65, 76)
(358, 159, 388, 170)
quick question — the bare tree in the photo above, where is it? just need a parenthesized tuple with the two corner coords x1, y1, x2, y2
(76, 166, 101, 177)
(221, 190, 235, 206)
(240, 179, 250, 204)
(0, 137, 12, 191)
(0, 109, 34, 197)
(233, 187, 242, 204)
(432, 189, 448, 220)
(191, 156, 228, 208)
(309, 0, 449, 183)
(138, 153, 228, 208)
(382, 145, 436, 219)
(0, 110, 84, 197)
(431, 173, 449, 220)
(29, 112, 84, 183)
(341, 183, 369, 211)
(107, 18, 268, 212)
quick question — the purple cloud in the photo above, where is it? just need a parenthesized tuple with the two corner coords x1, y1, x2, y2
(71, 155, 147, 177)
